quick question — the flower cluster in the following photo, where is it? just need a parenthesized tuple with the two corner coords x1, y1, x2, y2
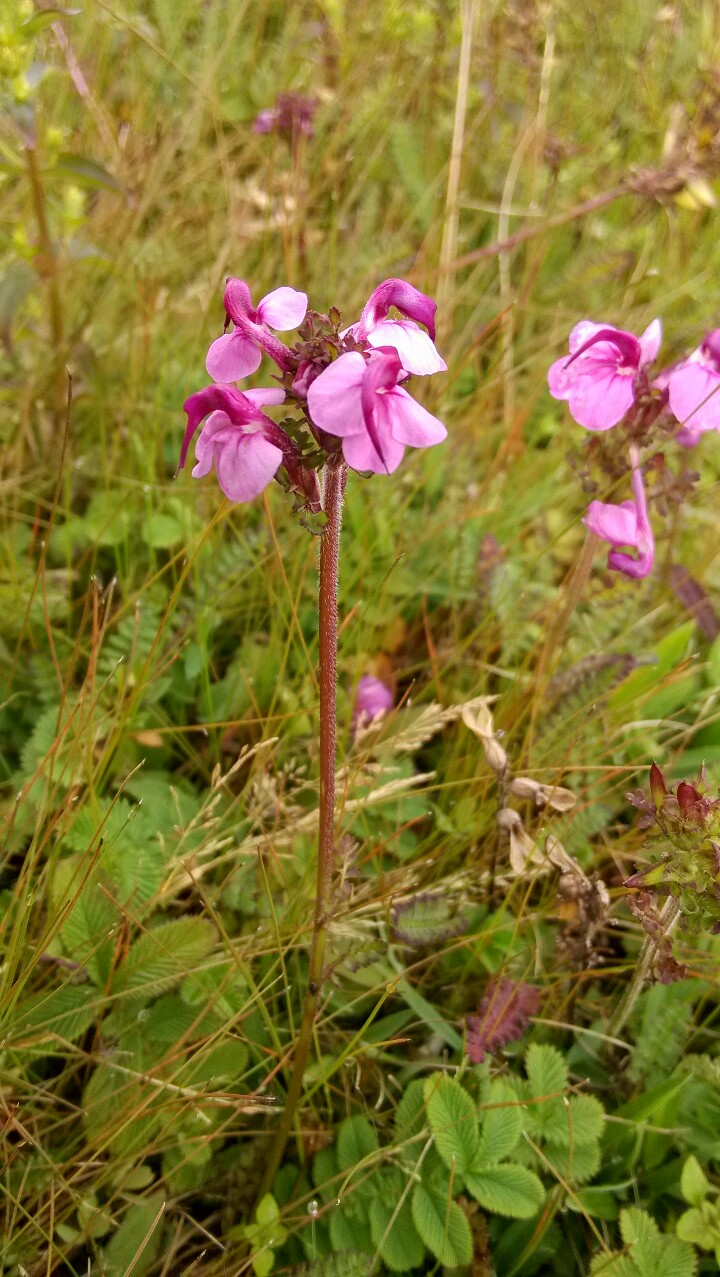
(179, 278, 447, 510)
(627, 761, 720, 934)
(549, 320, 720, 578)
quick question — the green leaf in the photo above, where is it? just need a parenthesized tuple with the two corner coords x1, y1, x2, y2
(542, 1137, 601, 1186)
(328, 1198, 370, 1253)
(395, 976, 463, 1050)
(21, 8, 81, 35)
(424, 1074, 481, 1176)
(255, 1195, 279, 1228)
(411, 1183, 473, 1268)
(142, 513, 184, 549)
(114, 918, 215, 1003)
(465, 1162, 544, 1219)
(9, 983, 95, 1047)
(676, 1207, 715, 1248)
(477, 1080, 523, 1163)
(395, 1079, 427, 1141)
(0, 261, 35, 349)
(49, 152, 122, 191)
(680, 1155, 709, 1207)
(524, 1043, 569, 1141)
(619, 1206, 697, 1277)
(558, 1094, 605, 1147)
(336, 1115, 379, 1173)
(369, 1191, 425, 1272)
(103, 1193, 164, 1277)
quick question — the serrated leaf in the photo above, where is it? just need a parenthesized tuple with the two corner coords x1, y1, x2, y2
(369, 1192, 425, 1272)
(524, 1043, 569, 1141)
(103, 1191, 164, 1273)
(477, 1080, 522, 1163)
(114, 918, 215, 1003)
(465, 1162, 544, 1219)
(312, 1145, 339, 1204)
(544, 1093, 605, 1148)
(424, 1074, 480, 1175)
(411, 1183, 473, 1268)
(336, 1115, 379, 1173)
(617, 1206, 698, 1277)
(9, 983, 94, 1047)
(395, 1078, 427, 1140)
(59, 873, 119, 986)
(329, 1197, 369, 1253)
(542, 1137, 601, 1185)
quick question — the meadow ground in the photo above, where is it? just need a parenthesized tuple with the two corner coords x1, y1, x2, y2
(3, 2, 720, 1273)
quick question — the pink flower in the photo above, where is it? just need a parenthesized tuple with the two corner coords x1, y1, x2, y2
(583, 448, 654, 579)
(352, 675, 393, 731)
(345, 278, 446, 376)
(548, 318, 662, 431)
(668, 329, 720, 445)
(179, 385, 288, 504)
(306, 348, 447, 475)
(206, 279, 307, 382)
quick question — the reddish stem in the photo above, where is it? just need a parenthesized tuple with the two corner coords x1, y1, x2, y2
(257, 458, 346, 1199)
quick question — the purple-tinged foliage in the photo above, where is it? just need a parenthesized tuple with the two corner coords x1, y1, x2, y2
(466, 977, 540, 1063)
(626, 762, 720, 934)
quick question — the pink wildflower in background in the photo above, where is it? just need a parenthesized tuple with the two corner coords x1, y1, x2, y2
(306, 347, 447, 474)
(253, 92, 317, 138)
(352, 675, 393, 731)
(582, 447, 654, 579)
(547, 318, 661, 431)
(206, 280, 307, 382)
(668, 329, 720, 445)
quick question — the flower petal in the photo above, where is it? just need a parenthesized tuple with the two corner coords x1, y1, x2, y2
(669, 363, 720, 431)
(342, 426, 405, 475)
(358, 278, 438, 340)
(583, 499, 639, 547)
(569, 370, 635, 431)
(639, 318, 662, 365)
(306, 352, 366, 437)
(206, 332, 262, 382)
(244, 387, 286, 408)
(257, 286, 308, 329)
(214, 433, 284, 503)
(366, 320, 446, 375)
(192, 411, 229, 477)
(381, 386, 447, 447)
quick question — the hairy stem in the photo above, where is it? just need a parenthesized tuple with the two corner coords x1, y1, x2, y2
(258, 459, 346, 1199)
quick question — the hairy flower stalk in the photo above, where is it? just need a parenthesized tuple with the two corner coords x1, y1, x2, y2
(180, 275, 446, 1198)
(260, 459, 346, 1193)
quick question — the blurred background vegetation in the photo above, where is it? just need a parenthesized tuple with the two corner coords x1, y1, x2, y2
(3, 1, 720, 1273)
